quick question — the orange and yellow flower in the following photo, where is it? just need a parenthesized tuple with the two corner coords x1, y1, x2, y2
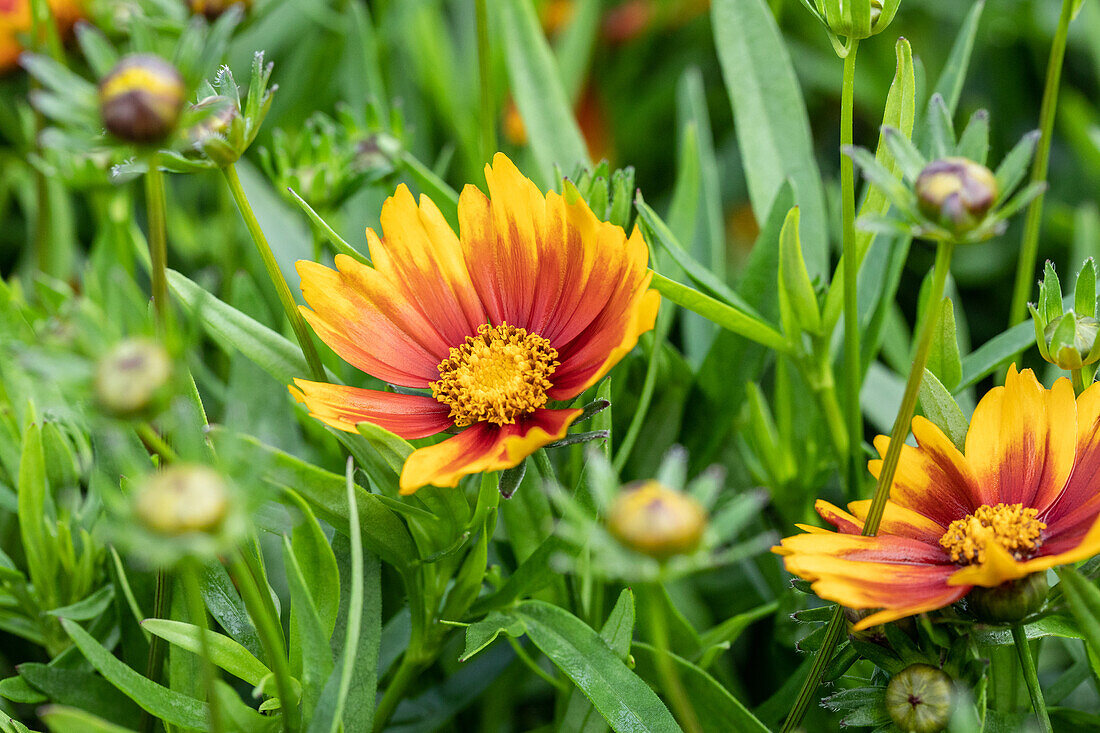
(290, 153, 660, 494)
(775, 366, 1100, 629)
(1, 0, 84, 74)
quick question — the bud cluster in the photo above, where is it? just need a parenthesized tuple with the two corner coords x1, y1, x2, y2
(1029, 259, 1100, 373)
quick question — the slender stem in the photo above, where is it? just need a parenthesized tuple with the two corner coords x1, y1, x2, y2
(1008, 0, 1075, 327)
(1013, 624, 1053, 733)
(475, 0, 496, 162)
(840, 40, 862, 502)
(223, 164, 326, 382)
(136, 424, 178, 464)
(141, 570, 173, 733)
(229, 550, 298, 733)
(1072, 368, 1087, 396)
(372, 636, 426, 733)
(373, 564, 433, 732)
(781, 240, 956, 732)
(533, 448, 556, 481)
(645, 585, 702, 733)
(183, 561, 223, 733)
(806, 346, 850, 460)
(144, 161, 170, 334)
(613, 309, 670, 471)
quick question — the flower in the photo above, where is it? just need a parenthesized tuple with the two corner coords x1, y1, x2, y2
(99, 53, 186, 143)
(775, 366, 1100, 629)
(1, 0, 83, 74)
(608, 480, 708, 559)
(290, 153, 660, 494)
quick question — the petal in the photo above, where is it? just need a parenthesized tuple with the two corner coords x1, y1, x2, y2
(398, 407, 581, 494)
(868, 416, 983, 527)
(1044, 379, 1100, 527)
(846, 500, 946, 544)
(290, 380, 452, 438)
(964, 366, 1076, 512)
(297, 257, 447, 387)
(368, 186, 487, 345)
(946, 539, 1026, 587)
(778, 531, 949, 566)
(1019, 513, 1100, 574)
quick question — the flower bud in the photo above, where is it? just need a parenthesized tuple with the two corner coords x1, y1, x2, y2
(135, 465, 229, 536)
(915, 158, 998, 237)
(885, 664, 953, 733)
(966, 572, 1049, 624)
(189, 0, 251, 19)
(95, 338, 172, 418)
(99, 54, 185, 143)
(1041, 313, 1100, 370)
(608, 481, 706, 559)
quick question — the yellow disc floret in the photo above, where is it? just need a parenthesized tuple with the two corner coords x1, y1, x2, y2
(939, 503, 1046, 565)
(431, 323, 559, 427)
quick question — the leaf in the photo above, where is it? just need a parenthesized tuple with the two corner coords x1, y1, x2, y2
(777, 207, 821, 335)
(469, 536, 577, 615)
(927, 1, 986, 123)
(201, 562, 264, 662)
(16, 664, 142, 728)
(18, 422, 56, 611)
(283, 535, 335, 721)
(59, 618, 211, 729)
(957, 321, 1037, 391)
(561, 589, 637, 733)
(355, 422, 413, 476)
(925, 298, 963, 392)
(918, 369, 969, 450)
(631, 643, 769, 733)
(500, 0, 588, 186)
(47, 586, 114, 621)
(141, 619, 273, 687)
(460, 611, 527, 662)
(711, 0, 828, 277)
(515, 600, 680, 732)
(325, 533, 381, 732)
(39, 706, 137, 733)
(1057, 568, 1100, 662)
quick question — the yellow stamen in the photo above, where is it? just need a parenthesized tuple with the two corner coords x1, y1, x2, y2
(431, 323, 558, 427)
(939, 503, 1046, 565)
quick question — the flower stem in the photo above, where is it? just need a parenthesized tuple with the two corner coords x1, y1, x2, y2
(1013, 624, 1053, 733)
(144, 160, 170, 335)
(140, 569, 173, 733)
(222, 164, 326, 382)
(1008, 0, 1075, 328)
(229, 549, 299, 733)
(781, 240, 956, 732)
(840, 40, 862, 502)
(1072, 368, 1087, 396)
(645, 585, 701, 733)
(475, 0, 496, 162)
(614, 308, 671, 472)
(136, 424, 178, 464)
(183, 561, 223, 733)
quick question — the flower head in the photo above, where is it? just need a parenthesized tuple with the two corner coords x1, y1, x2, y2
(99, 53, 186, 143)
(290, 153, 660, 494)
(776, 367, 1100, 629)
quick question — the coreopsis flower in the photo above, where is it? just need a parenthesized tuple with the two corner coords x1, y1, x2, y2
(776, 367, 1100, 629)
(0, 0, 83, 73)
(290, 153, 660, 494)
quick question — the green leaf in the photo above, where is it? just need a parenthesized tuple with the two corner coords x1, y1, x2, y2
(40, 706, 137, 733)
(16, 665, 142, 729)
(777, 207, 821, 336)
(1076, 258, 1097, 318)
(957, 109, 990, 164)
(168, 269, 318, 386)
(141, 619, 273, 687)
(201, 562, 264, 662)
(926, 298, 963, 392)
(1057, 568, 1100, 662)
(325, 532, 381, 730)
(500, 0, 588, 186)
(469, 536, 577, 615)
(918, 369, 969, 450)
(460, 611, 526, 662)
(926, 1, 985, 127)
(994, 131, 1041, 206)
(631, 642, 770, 733)
(355, 422, 414, 476)
(283, 535, 335, 721)
(515, 600, 680, 732)
(561, 589, 637, 733)
(18, 422, 56, 611)
(286, 490, 341, 641)
(59, 618, 211, 729)
(47, 586, 114, 621)
(695, 601, 779, 669)
(648, 272, 793, 357)
(957, 321, 1037, 392)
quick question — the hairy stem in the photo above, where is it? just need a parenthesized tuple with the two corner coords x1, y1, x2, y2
(1013, 624, 1053, 733)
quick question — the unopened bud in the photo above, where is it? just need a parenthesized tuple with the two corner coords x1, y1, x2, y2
(967, 572, 1048, 624)
(870, 0, 884, 25)
(99, 54, 185, 143)
(885, 664, 953, 733)
(95, 339, 172, 418)
(135, 465, 229, 536)
(185, 95, 237, 144)
(608, 481, 706, 559)
(188, 0, 251, 19)
(915, 158, 998, 236)
(1042, 312, 1100, 370)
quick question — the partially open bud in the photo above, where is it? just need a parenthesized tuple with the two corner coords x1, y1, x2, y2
(967, 572, 1049, 624)
(608, 481, 706, 559)
(99, 54, 185, 143)
(1042, 313, 1100, 370)
(95, 339, 172, 418)
(885, 664, 953, 733)
(135, 465, 229, 536)
(915, 158, 998, 237)
(188, 0, 251, 19)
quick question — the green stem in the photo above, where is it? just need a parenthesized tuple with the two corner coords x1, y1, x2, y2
(1072, 368, 1087, 396)
(144, 161, 170, 335)
(372, 619, 427, 733)
(183, 561, 223, 733)
(1008, 0, 1075, 327)
(613, 308, 671, 472)
(1013, 625, 1053, 732)
(27, 0, 64, 63)
(806, 348, 850, 461)
(840, 40, 862, 503)
(223, 164, 326, 382)
(645, 585, 701, 733)
(781, 240, 956, 732)
(136, 424, 178, 464)
(229, 550, 299, 733)
(141, 570, 173, 733)
(475, 0, 496, 162)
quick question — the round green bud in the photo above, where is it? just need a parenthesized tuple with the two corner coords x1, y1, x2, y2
(1043, 313, 1100, 370)
(99, 54, 186, 144)
(967, 572, 1049, 624)
(915, 157, 998, 236)
(95, 338, 172, 418)
(885, 664, 953, 733)
(608, 481, 706, 559)
(135, 465, 229, 536)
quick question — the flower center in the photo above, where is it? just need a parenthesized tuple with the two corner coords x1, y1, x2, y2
(430, 323, 559, 427)
(939, 503, 1046, 565)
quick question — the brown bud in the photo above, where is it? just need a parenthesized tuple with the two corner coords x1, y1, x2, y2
(95, 338, 172, 418)
(915, 157, 998, 236)
(608, 481, 706, 559)
(99, 54, 185, 143)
